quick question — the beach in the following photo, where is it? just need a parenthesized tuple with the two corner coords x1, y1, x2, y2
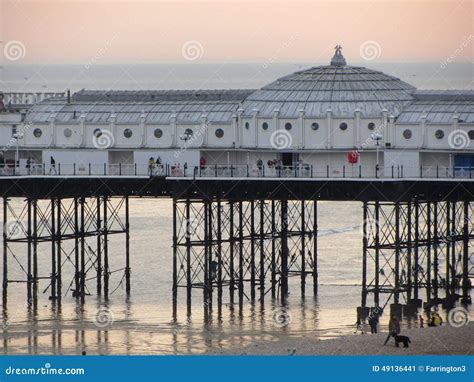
(208, 323, 473, 355)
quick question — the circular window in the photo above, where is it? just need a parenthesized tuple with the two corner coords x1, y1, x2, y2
(285, 122, 292, 130)
(185, 128, 193, 137)
(123, 128, 133, 138)
(64, 128, 72, 138)
(245, 122, 250, 130)
(33, 128, 42, 138)
(468, 130, 474, 140)
(93, 128, 102, 138)
(435, 129, 444, 139)
(339, 122, 348, 131)
(262, 122, 269, 130)
(154, 128, 163, 138)
(311, 122, 319, 131)
(215, 128, 224, 138)
(368, 122, 376, 130)
(403, 129, 412, 139)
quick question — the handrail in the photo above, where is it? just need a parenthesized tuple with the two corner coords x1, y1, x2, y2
(0, 163, 472, 180)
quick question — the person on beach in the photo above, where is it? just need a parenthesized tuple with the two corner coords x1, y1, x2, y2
(419, 315, 424, 328)
(368, 310, 379, 334)
(384, 315, 400, 345)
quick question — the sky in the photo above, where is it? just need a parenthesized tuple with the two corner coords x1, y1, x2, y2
(1, 0, 473, 65)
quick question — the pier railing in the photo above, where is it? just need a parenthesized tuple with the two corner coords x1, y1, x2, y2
(0, 163, 473, 179)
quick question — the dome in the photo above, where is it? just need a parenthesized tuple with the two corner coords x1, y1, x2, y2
(242, 48, 416, 118)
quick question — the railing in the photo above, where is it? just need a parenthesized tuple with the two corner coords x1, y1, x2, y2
(0, 163, 473, 180)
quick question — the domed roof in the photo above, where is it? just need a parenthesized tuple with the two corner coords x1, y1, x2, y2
(242, 48, 416, 118)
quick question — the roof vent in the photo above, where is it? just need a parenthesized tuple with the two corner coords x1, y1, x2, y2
(330, 44, 346, 67)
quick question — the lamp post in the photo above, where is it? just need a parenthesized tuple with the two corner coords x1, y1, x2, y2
(371, 132, 383, 177)
(13, 132, 23, 168)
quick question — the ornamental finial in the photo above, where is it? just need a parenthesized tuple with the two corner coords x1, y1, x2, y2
(330, 44, 346, 67)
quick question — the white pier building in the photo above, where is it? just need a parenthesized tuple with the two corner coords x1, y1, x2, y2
(1, 48, 473, 178)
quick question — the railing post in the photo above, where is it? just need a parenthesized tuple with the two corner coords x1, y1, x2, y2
(89, 163, 91, 176)
(230, 165, 233, 178)
(375, 164, 378, 179)
(359, 165, 362, 178)
(262, 165, 265, 178)
(343, 165, 345, 178)
(420, 165, 422, 178)
(401, 165, 404, 178)
(215, 164, 217, 177)
(13, 163, 15, 176)
(74, 163, 76, 176)
(58, 163, 61, 176)
(42, 163, 45, 176)
(103, 163, 106, 176)
(311, 165, 313, 178)
(326, 165, 329, 178)
(436, 165, 439, 178)
(119, 163, 122, 176)
(391, 165, 394, 178)
(134, 163, 137, 176)
(247, 165, 249, 177)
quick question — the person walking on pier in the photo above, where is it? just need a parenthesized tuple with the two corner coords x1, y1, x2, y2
(368, 310, 379, 334)
(49, 156, 57, 175)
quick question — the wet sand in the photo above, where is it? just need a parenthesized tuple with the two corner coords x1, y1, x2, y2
(208, 323, 473, 355)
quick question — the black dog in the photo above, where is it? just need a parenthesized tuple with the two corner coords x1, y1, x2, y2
(393, 334, 411, 348)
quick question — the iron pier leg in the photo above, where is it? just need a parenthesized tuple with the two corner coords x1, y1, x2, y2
(125, 196, 131, 295)
(74, 198, 80, 297)
(445, 202, 451, 298)
(462, 201, 469, 304)
(394, 202, 400, 305)
(229, 202, 235, 305)
(238, 201, 244, 309)
(450, 201, 456, 297)
(433, 201, 439, 299)
(280, 199, 289, 303)
(300, 201, 306, 297)
(2, 198, 7, 307)
(407, 202, 412, 302)
(27, 199, 32, 304)
(374, 201, 380, 306)
(103, 197, 109, 299)
(80, 197, 85, 303)
(271, 200, 276, 299)
(217, 200, 223, 315)
(172, 199, 178, 317)
(250, 200, 256, 301)
(313, 200, 318, 295)
(426, 202, 432, 301)
(259, 200, 265, 304)
(51, 199, 56, 300)
(32, 199, 38, 306)
(96, 197, 102, 296)
(185, 199, 192, 312)
(414, 200, 420, 302)
(57, 199, 62, 303)
(362, 202, 368, 307)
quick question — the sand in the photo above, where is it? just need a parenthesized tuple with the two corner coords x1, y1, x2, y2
(207, 323, 474, 355)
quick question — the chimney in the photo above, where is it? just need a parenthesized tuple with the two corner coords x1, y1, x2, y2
(67, 89, 71, 104)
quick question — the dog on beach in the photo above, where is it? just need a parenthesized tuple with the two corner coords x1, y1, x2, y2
(392, 334, 411, 348)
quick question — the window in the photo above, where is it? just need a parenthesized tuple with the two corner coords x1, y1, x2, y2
(11, 125, 17, 136)
(33, 128, 42, 138)
(262, 122, 269, 130)
(64, 128, 72, 138)
(124, 128, 133, 138)
(215, 128, 224, 138)
(469, 130, 474, 140)
(311, 122, 319, 131)
(154, 128, 163, 138)
(93, 128, 102, 138)
(435, 129, 444, 139)
(285, 122, 292, 130)
(339, 122, 348, 131)
(368, 122, 376, 130)
(185, 128, 193, 137)
(245, 122, 250, 130)
(403, 129, 412, 139)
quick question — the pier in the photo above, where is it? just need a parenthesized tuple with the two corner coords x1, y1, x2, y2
(0, 170, 472, 322)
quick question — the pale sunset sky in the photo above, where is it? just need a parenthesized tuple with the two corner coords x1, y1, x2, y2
(1, 0, 473, 64)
